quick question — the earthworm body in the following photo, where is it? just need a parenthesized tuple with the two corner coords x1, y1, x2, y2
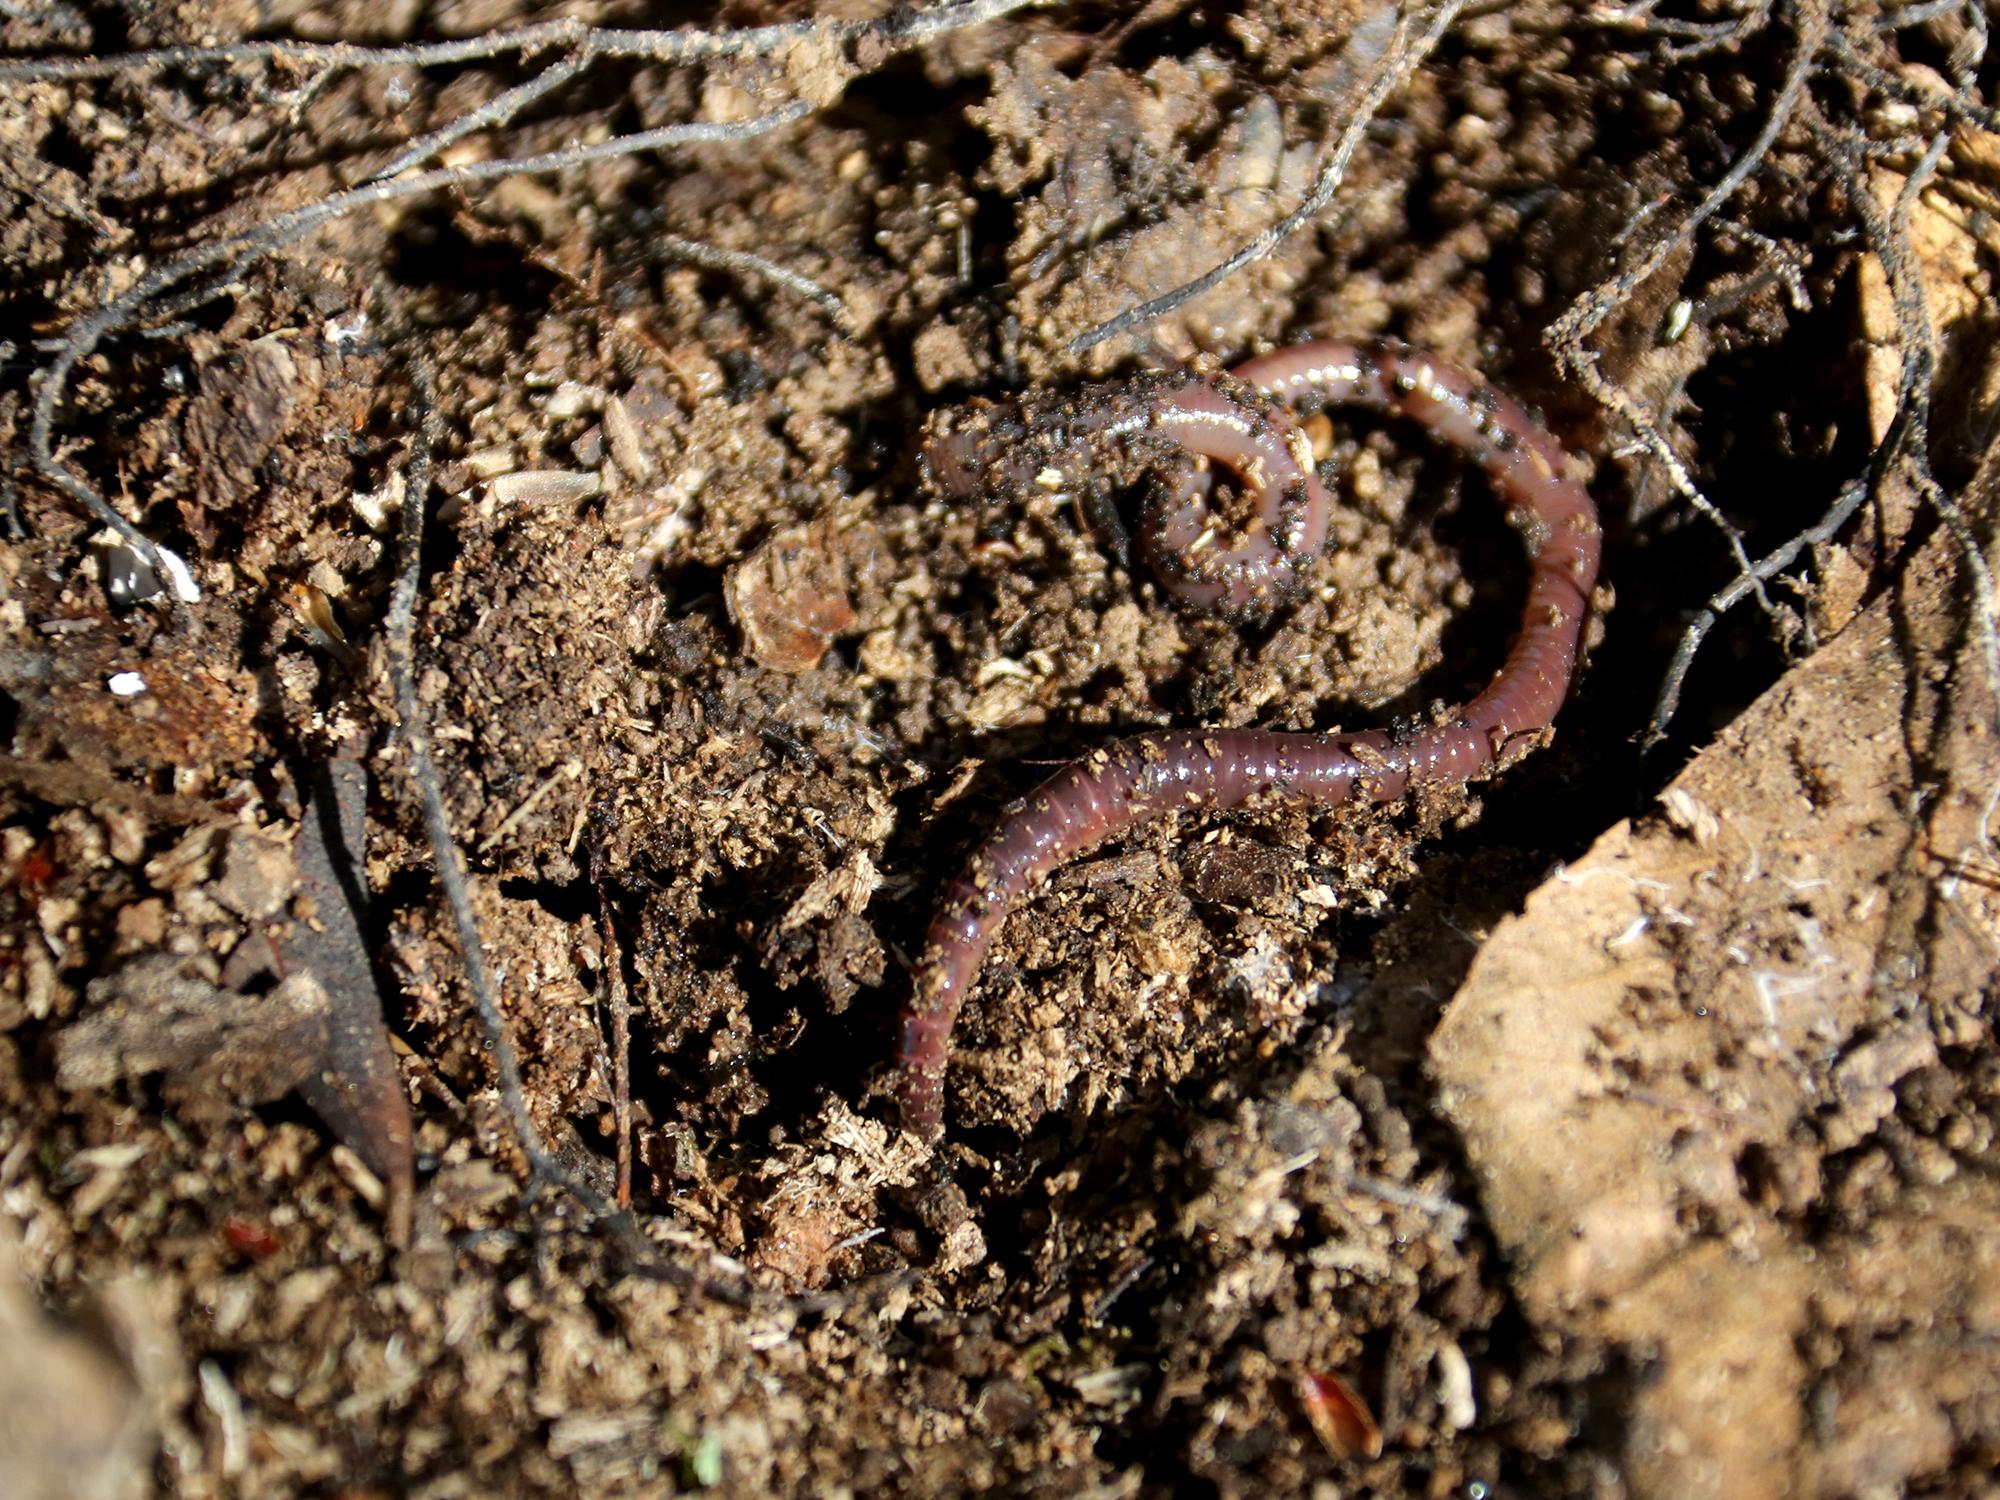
(897, 339, 1602, 1140)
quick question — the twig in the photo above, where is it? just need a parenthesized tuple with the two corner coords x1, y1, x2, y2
(1872, 0, 1966, 28)
(1822, 31, 2000, 136)
(657, 235, 852, 333)
(29, 103, 810, 579)
(1, 473, 22, 539)
(1067, 0, 1469, 356)
(1825, 123, 2000, 820)
(1338, 1169, 1471, 1241)
(362, 49, 592, 186)
(1644, 476, 1870, 748)
(589, 829, 635, 1211)
(1701, 220, 1810, 316)
(1590, 0, 1775, 61)
(19, 0, 1040, 576)
(1549, 0, 1826, 635)
(388, 363, 569, 1198)
(387, 356, 740, 1299)
(128, 50, 595, 336)
(1819, 107, 2000, 926)
(0, 0, 1043, 81)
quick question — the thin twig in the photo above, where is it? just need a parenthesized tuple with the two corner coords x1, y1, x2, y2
(1549, 0, 1826, 632)
(1651, 2, 2000, 778)
(133, 53, 596, 335)
(1830, 124, 2000, 849)
(388, 364, 577, 1199)
(1872, 0, 1965, 28)
(363, 49, 591, 186)
(388, 356, 741, 1299)
(1644, 476, 1870, 748)
(20, 0, 1040, 572)
(1823, 30, 2000, 136)
(1590, 0, 1775, 61)
(658, 235, 852, 332)
(29, 103, 809, 575)
(0, 0, 1043, 81)
(589, 831, 635, 1211)
(1067, 0, 1468, 356)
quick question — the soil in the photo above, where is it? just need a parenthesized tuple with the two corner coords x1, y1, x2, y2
(2, 2, 1998, 1497)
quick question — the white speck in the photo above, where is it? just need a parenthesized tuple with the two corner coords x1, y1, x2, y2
(323, 310, 370, 349)
(464, 446, 519, 480)
(1435, 1340, 1477, 1432)
(108, 670, 147, 696)
(1606, 914, 1651, 950)
(198, 1360, 249, 1477)
(623, 465, 708, 574)
(974, 655, 1035, 684)
(349, 471, 404, 532)
(543, 381, 602, 420)
(156, 545, 202, 602)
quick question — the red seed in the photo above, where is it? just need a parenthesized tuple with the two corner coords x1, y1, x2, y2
(15, 845, 57, 894)
(222, 1216, 281, 1259)
(1295, 1368, 1384, 1461)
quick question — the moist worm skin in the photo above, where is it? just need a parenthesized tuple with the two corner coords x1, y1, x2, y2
(898, 337, 1602, 1140)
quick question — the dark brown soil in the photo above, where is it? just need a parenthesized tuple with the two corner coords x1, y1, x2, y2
(3, 2, 1998, 1496)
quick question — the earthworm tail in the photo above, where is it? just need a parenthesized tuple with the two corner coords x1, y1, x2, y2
(898, 339, 1601, 1140)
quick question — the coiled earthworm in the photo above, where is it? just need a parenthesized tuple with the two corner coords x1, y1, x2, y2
(897, 338, 1601, 1140)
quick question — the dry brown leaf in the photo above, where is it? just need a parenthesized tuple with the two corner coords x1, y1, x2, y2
(1430, 511, 2000, 1496)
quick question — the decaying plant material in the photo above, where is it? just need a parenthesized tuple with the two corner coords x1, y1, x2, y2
(1, 0, 1996, 1493)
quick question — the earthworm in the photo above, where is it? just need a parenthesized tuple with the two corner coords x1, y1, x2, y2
(897, 338, 1601, 1140)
